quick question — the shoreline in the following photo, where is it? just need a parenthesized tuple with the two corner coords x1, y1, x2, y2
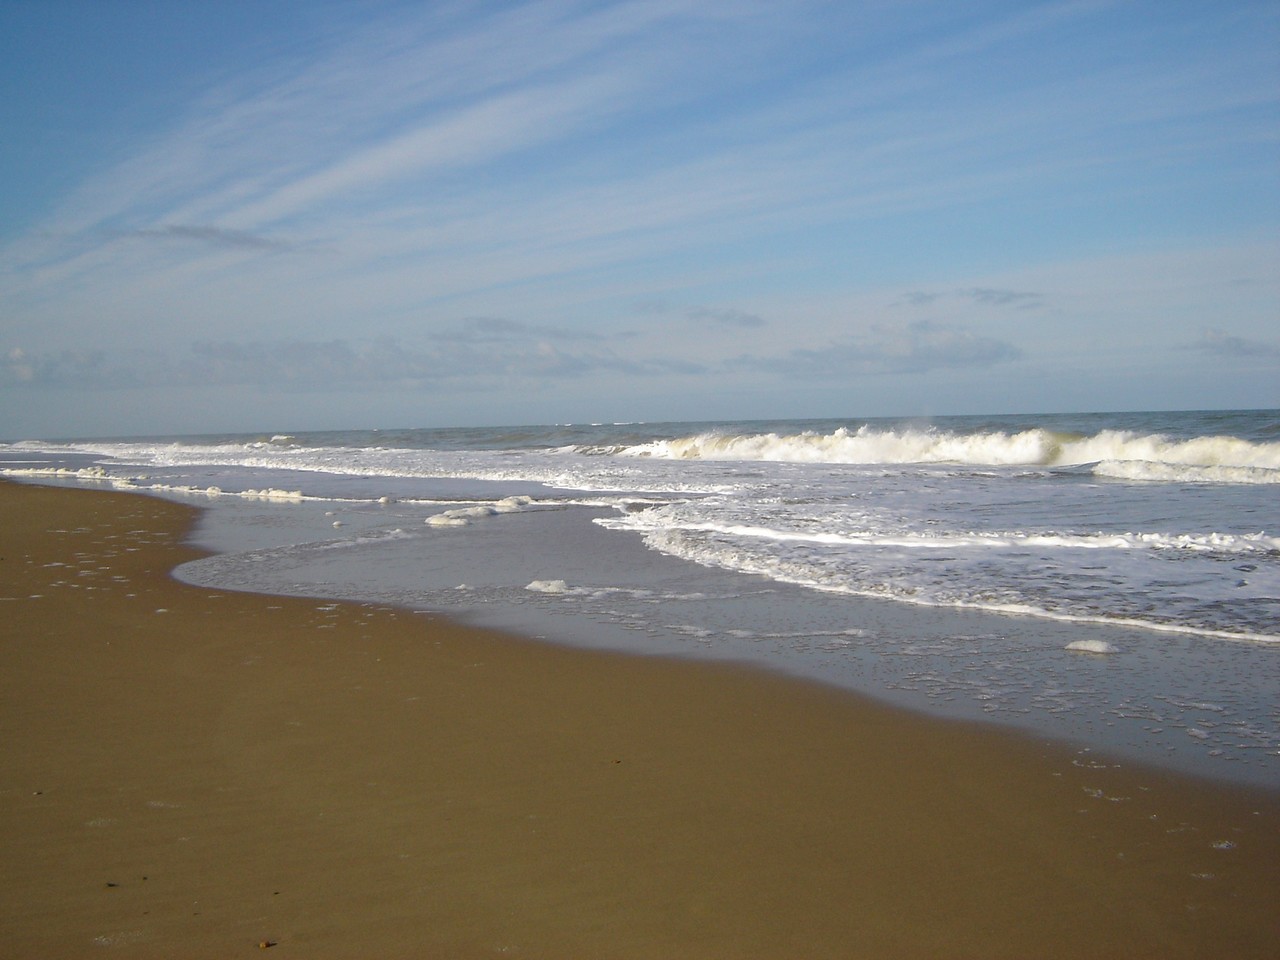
(173, 483, 1280, 791)
(2, 478, 1278, 957)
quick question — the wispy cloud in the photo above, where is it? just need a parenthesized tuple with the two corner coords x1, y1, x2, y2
(116, 224, 291, 251)
(899, 291, 942, 307)
(687, 307, 767, 328)
(224, 76, 638, 231)
(731, 320, 1022, 377)
(4, 347, 114, 386)
(964, 288, 1043, 309)
(439, 317, 609, 344)
(1189, 330, 1280, 360)
(898, 288, 1046, 310)
(2, 332, 708, 390)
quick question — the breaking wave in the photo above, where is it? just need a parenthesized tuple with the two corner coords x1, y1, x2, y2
(615, 426, 1280, 480)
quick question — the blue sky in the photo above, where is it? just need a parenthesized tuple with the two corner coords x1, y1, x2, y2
(1, 0, 1277, 438)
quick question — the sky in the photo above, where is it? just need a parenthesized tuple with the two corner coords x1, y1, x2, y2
(1, 0, 1277, 439)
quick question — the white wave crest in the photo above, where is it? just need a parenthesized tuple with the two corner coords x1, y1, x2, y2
(1093, 460, 1280, 484)
(616, 426, 1280, 476)
(618, 426, 1062, 464)
(599, 515, 1280, 555)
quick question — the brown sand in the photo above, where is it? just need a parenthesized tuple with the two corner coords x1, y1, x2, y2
(1, 479, 1277, 958)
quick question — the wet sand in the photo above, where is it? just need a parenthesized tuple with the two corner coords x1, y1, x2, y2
(1, 479, 1277, 958)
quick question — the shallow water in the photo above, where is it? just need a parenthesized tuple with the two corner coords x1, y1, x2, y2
(4, 410, 1278, 788)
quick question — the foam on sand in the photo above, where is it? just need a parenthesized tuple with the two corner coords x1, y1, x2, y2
(425, 495, 536, 526)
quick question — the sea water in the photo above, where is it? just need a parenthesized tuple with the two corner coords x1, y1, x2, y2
(4, 410, 1278, 788)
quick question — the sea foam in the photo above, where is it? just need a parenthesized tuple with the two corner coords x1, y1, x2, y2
(526, 579, 570, 593)
(1066, 640, 1119, 654)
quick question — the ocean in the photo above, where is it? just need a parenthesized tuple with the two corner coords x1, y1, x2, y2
(4, 409, 1278, 788)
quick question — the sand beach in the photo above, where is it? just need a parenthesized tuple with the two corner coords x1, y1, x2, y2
(1, 478, 1277, 958)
